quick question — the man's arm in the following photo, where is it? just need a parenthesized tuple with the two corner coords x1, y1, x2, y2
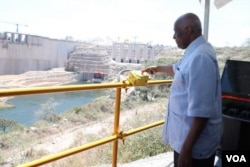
(141, 65, 174, 75)
(178, 117, 208, 167)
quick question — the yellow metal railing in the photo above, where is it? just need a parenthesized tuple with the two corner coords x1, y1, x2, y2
(0, 80, 172, 167)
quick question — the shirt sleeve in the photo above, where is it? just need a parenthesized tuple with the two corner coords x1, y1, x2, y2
(187, 54, 217, 117)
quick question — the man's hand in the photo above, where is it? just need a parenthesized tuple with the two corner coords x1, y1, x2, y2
(141, 66, 158, 75)
(178, 117, 208, 167)
(178, 146, 193, 167)
(141, 65, 174, 76)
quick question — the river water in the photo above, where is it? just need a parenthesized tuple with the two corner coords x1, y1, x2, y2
(0, 89, 105, 126)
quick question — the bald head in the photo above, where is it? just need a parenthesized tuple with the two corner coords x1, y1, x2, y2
(173, 13, 202, 49)
(175, 13, 202, 36)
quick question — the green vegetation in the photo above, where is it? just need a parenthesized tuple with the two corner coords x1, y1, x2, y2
(36, 98, 61, 123)
(0, 118, 23, 132)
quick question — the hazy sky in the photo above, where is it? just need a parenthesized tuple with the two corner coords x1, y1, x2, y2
(0, 0, 249, 46)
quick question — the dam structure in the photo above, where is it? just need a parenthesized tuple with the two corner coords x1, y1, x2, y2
(0, 32, 84, 75)
(0, 32, 163, 82)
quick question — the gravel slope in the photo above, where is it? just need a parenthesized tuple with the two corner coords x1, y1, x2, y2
(96, 152, 174, 167)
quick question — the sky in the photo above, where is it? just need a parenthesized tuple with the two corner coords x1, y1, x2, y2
(0, 0, 249, 47)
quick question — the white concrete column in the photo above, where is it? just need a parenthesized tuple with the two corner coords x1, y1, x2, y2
(120, 43, 124, 63)
(112, 42, 116, 61)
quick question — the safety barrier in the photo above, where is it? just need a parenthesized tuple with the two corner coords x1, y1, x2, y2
(0, 79, 172, 167)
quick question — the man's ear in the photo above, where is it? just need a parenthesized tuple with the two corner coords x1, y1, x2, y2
(186, 26, 193, 35)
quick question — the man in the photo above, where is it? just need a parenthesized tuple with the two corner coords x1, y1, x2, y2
(142, 13, 222, 167)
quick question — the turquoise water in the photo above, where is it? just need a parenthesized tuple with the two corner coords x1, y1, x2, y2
(0, 89, 105, 126)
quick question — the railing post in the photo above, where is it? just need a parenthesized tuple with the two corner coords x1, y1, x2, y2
(112, 87, 122, 167)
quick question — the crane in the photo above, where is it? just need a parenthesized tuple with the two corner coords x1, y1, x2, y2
(0, 20, 28, 33)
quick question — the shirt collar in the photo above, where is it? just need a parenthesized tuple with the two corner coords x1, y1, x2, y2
(184, 35, 206, 56)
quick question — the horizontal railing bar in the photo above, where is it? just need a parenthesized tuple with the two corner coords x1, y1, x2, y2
(0, 80, 172, 97)
(123, 120, 164, 137)
(18, 120, 165, 167)
(18, 135, 118, 167)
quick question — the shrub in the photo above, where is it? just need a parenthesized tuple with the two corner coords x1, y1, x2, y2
(36, 98, 62, 123)
(0, 118, 22, 132)
(65, 96, 114, 123)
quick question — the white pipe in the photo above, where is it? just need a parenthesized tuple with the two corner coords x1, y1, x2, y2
(203, 0, 210, 41)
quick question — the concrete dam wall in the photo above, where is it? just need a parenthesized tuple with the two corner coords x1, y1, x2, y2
(0, 32, 163, 78)
(0, 32, 84, 75)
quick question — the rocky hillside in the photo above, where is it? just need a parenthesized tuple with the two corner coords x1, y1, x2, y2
(64, 44, 142, 82)
(65, 44, 112, 73)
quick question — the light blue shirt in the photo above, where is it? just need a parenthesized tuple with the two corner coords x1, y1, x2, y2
(163, 36, 222, 159)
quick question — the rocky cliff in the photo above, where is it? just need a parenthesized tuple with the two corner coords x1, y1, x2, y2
(65, 44, 142, 82)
